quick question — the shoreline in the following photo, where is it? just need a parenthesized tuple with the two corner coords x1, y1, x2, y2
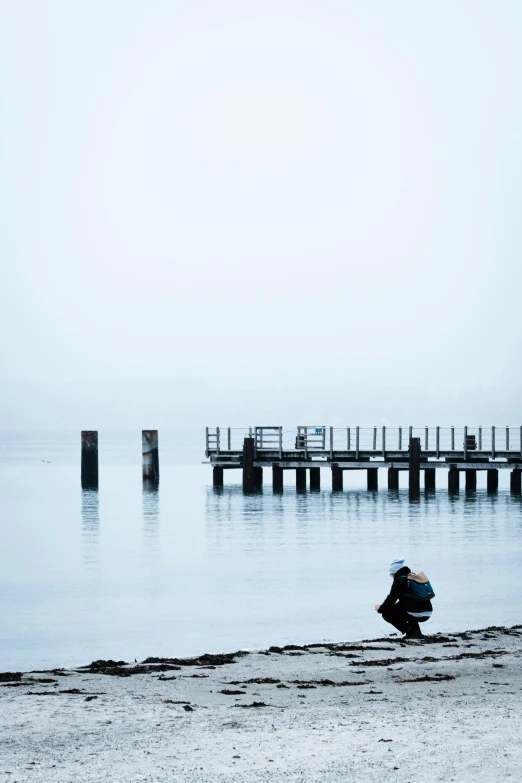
(5, 620, 522, 676)
(1, 624, 521, 781)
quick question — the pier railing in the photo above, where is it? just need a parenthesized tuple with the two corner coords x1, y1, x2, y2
(205, 426, 522, 458)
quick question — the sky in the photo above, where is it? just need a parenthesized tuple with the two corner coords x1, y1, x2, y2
(1, 1, 521, 427)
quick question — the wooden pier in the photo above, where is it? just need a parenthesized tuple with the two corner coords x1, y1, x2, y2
(205, 426, 522, 495)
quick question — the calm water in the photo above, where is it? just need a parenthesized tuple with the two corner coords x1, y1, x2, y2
(1, 430, 521, 671)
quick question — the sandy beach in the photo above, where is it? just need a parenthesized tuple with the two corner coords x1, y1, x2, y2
(1, 625, 521, 782)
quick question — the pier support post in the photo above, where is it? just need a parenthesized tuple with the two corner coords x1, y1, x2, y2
(388, 468, 399, 490)
(409, 437, 421, 496)
(487, 469, 498, 492)
(448, 466, 459, 494)
(296, 468, 307, 491)
(331, 467, 343, 491)
(510, 469, 521, 495)
(367, 468, 378, 491)
(81, 431, 99, 489)
(254, 467, 263, 486)
(309, 467, 321, 491)
(272, 465, 283, 492)
(242, 437, 255, 493)
(425, 468, 436, 491)
(213, 466, 223, 487)
(465, 469, 477, 491)
(142, 430, 159, 483)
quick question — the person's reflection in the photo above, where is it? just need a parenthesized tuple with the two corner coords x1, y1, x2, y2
(81, 488, 99, 571)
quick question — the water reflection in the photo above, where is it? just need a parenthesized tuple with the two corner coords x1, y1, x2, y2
(81, 488, 99, 571)
(142, 480, 160, 564)
(205, 485, 512, 547)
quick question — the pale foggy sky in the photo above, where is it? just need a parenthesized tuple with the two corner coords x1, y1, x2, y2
(1, 1, 521, 426)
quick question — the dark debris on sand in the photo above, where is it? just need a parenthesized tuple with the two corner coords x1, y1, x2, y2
(142, 652, 249, 667)
(268, 643, 395, 654)
(351, 648, 510, 668)
(229, 678, 281, 685)
(219, 689, 247, 695)
(78, 660, 183, 677)
(2, 677, 58, 687)
(290, 679, 371, 687)
(350, 657, 410, 668)
(396, 674, 456, 683)
(235, 702, 273, 708)
(58, 626, 520, 686)
(0, 672, 22, 682)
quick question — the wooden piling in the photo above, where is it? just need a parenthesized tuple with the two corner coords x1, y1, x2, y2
(142, 430, 159, 483)
(309, 467, 321, 491)
(409, 437, 421, 495)
(388, 468, 399, 490)
(254, 467, 263, 486)
(81, 431, 99, 489)
(448, 466, 459, 494)
(487, 469, 498, 492)
(465, 469, 477, 491)
(425, 468, 436, 491)
(331, 467, 343, 491)
(213, 466, 224, 487)
(272, 465, 283, 492)
(296, 468, 307, 491)
(510, 469, 521, 495)
(242, 437, 255, 493)
(367, 468, 378, 491)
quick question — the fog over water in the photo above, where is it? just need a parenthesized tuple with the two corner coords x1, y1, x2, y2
(1, 1, 522, 427)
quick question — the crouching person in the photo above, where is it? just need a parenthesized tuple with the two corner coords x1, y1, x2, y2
(375, 559, 433, 639)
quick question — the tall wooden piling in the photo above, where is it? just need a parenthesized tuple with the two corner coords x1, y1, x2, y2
(425, 468, 436, 491)
(409, 437, 421, 495)
(242, 437, 255, 493)
(273, 465, 283, 492)
(511, 469, 521, 495)
(367, 468, 378, 491)
(213, 466, 223, 487)
(309, 467, 321, 490)
(465, 469, 477, 491)
(448, 466, 459, 493)
(81, 431, 99, 489)
(254, 467, 263, 486)
(296, 468, 307, 491)
(142, 430, 159, 483)
(388, 468, 399, 490)
(487, 469, 498, 492)
(331, 467, 343, 491)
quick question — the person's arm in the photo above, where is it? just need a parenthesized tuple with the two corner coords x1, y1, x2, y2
(376, 577, 406, 614)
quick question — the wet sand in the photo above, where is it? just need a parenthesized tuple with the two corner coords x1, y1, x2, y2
(1, 625, 521, 782)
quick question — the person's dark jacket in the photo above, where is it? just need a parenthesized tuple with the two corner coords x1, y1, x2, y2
(378, 566, 433, 616)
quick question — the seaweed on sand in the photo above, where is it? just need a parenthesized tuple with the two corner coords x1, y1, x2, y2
(142, 652, 248, 667)
(0, 672, 22, 682)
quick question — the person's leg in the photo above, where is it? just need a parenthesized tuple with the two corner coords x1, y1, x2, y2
(405, 615, 430, 639)
(405, 617, 421, 638)
(381, 604, 410, 634)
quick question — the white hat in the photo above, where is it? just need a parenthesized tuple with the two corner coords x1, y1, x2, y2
(389, 558, 405, 575)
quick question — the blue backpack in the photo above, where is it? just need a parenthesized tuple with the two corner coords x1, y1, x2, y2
(408, 572, 435, 602)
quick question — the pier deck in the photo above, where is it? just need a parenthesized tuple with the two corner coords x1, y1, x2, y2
(205, 426, 522, 493)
